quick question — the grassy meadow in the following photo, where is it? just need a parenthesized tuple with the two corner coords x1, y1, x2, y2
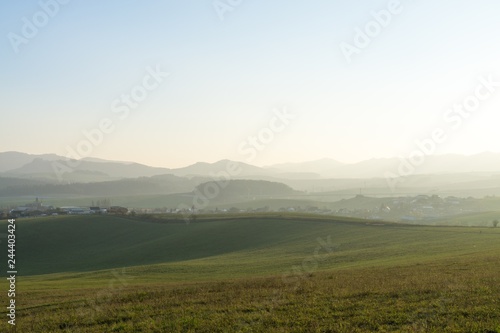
(1, 214, 499, 332)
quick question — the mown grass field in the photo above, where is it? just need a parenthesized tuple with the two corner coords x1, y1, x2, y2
(1, 214, 500, 332)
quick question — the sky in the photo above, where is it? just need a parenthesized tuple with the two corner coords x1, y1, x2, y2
(1, 0, 500, 168)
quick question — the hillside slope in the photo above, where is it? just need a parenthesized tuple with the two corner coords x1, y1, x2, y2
(10, 215, 500, 277)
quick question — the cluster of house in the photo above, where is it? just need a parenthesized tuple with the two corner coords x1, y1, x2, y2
(3, 198, 128, 218)
(6, 197, 56, 217)
(0, 194, 484, 223)
(156, 195, 472, 222)
(330, 195, 470, 222)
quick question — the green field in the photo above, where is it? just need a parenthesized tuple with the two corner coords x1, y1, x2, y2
(1, 215, 500, 332)
(431, 211, 500, 227)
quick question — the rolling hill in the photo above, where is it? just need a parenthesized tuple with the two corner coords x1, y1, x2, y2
(193, 179, 299, 203)
(3, 214, 500, 332)
(0, 177, 299, 200)
(10, 214, 500, 277)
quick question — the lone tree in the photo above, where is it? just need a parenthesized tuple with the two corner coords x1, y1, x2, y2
(493, 220, 499, 228)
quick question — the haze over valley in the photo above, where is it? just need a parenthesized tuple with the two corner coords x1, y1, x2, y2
(2, 151, 500, 226)
(2, 1, 500, 331)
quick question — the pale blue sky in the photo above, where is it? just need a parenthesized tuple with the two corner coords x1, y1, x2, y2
(1, 0, 500, 168)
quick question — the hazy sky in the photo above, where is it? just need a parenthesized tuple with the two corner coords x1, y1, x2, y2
(1, 0, 500, 168)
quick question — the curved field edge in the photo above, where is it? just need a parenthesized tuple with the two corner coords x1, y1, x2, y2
(1, 215, 500, 332)
(3, 214, 500, 277)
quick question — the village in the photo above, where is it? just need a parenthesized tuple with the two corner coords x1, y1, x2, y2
(1, 194, 493, 225)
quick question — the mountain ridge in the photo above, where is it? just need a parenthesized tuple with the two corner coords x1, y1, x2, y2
(2, 151, 500, 181)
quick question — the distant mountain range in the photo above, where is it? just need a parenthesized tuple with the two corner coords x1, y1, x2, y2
(269, 153, 500, 178)
(1, 151, 500, 200)
(0, 152, 63, 173)
(2, 151, 500, 181)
